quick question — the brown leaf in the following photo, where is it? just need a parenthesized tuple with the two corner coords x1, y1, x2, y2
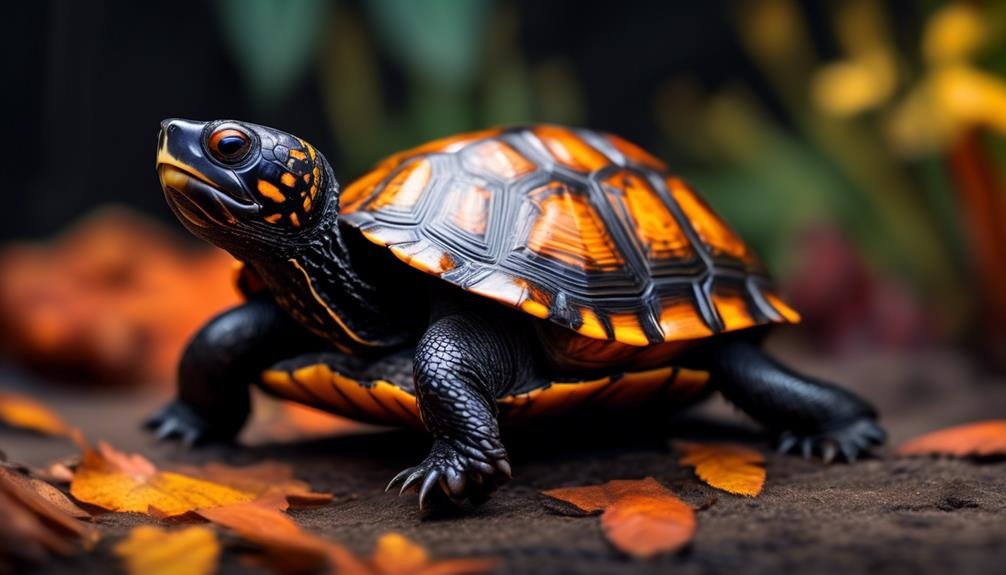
(0, 391, 72, 436)
(113, 525, 220, 575)
(0, 489, 75, 564)
(898, 420, 1006, 457)
(179, 461, 333, 508)
(70, 441, 257, 516)
(675, 441, 766, 496)
(197, 496, 366, 574)
(0, 467, 90, 520)
(542, 477, 695, 558)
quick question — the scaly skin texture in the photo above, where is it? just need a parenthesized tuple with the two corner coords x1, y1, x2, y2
(388, 306, 535, 507)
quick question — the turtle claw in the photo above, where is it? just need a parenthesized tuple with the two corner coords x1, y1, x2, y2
(776, 417, 886, 463)
(143, 401, 211, 446)
(388, 438, 510, 508)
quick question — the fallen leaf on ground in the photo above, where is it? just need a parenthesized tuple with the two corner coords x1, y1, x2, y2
(369, 532, 496, 575)
(898, 420, 1006, 457)
(0, 467, 90, 520)
(542, 477, 695, 558)
(0, 465, 99, 568)
(0, 391, 71, 436)
(113, 525, 220, 575)
(70, 441, 257, 516)
(675, 441, 766, 496)
(179, 461, 332, 508)
(200, 497, 494, 575)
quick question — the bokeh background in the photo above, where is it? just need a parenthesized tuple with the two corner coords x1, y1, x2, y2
(2, 0, 1005, 387)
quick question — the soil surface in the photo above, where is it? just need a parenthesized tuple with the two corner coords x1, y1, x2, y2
(2, 338, 1005, 575)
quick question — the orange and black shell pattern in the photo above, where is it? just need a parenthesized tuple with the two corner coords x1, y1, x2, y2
(339, 125, 800, 346)
(259, 352, 712, 428)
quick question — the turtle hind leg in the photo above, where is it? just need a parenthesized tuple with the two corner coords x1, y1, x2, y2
(144, 299, 321, 445)
(700, 338, 886, 462)
(388, 307, 534, 509)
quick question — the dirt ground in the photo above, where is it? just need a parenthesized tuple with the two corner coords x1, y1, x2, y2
(2, 337, 1005, 575)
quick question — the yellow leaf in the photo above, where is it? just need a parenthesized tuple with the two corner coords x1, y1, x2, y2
(0, 392, 71, 436)
(898, 420, 1006, 457)
(113, 526, 220, 575)
(69, 442, 256, 516)
(675, 441, 766, 496)
(177, 461, 332, 508)
(542, 477, 695, 558)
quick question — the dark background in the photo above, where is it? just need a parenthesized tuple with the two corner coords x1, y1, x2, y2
(3, 0, 1006, 360)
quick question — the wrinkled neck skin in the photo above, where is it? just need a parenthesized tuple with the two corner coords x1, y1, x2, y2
(224, 161, 408, 354)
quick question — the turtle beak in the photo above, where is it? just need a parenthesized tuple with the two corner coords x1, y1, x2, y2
(156, 119, 260, 228)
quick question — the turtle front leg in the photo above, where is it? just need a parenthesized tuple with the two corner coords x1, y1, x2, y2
(144, 298, 320, 445)
(388, 309, 532, 508)
(701, 338, 886, 462)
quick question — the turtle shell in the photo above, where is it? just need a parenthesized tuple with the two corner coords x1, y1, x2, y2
(340, 125, 799, 346)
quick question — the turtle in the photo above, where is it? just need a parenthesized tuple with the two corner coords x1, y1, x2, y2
(148, 119, 886, 508)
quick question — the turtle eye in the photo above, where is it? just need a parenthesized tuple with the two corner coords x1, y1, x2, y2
(208, 128, 251, 163)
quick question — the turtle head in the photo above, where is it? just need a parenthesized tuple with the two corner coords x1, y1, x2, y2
(156, 118, 334, 255)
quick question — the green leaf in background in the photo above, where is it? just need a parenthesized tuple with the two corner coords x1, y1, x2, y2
(365, 0, 491, 89)
(215, 0, 328, 109)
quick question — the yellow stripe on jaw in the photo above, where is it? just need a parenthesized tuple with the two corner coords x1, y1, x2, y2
(258, 180, 286, 203)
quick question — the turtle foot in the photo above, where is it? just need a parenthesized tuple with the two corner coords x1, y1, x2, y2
(143, 401, 217, 446)
(387, 438, 511, 509)
(776, 417, 887, 463)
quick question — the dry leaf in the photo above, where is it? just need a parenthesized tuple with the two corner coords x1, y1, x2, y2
(0, 391, 71, 436)
(369, 532, 496, 575)
(898, 420, 1006, 457)
(542, 477, 695, 558)
(179, 461, 333, 508)
(197, 495, 366, 574)
(0, 489, 75, 564)
(70, 441, 256, 516)
(0, 467, 90, 520)
(114, 525, 220, 575)
(675, 441, 766, 496)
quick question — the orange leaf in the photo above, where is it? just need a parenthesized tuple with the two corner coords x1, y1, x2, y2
(69, 441, 257, 516)
(542, 477, 695, 558)
(675, 441, 766, 496)
(113, 525, 220, 575)
(898, 420, 1006, 457)
(178, 461, 332, 508)
(370, 532, 496, 575)
(197, 497, 368, 574)
(0, 392, 71, 436)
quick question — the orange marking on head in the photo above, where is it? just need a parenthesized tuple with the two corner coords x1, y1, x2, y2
(258, 180, 286, 203)
(281, 172, 297, 187)
(288, 149, 307, 161)
(303, 173, 312, 184)
(289, 212, 301, 228)
(527, 183, 622, 271)
(532, 125, 609, 172)
(264, 213, 283, 224)
(302, 196, 312, 211)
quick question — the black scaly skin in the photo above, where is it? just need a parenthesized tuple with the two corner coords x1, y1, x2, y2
(144, 298, 324, 444)
(387, 299, 535, 507)
(700, 338, 886, 462)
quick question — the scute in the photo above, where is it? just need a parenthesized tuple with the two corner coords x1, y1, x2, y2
(341, 125, 800, 345)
